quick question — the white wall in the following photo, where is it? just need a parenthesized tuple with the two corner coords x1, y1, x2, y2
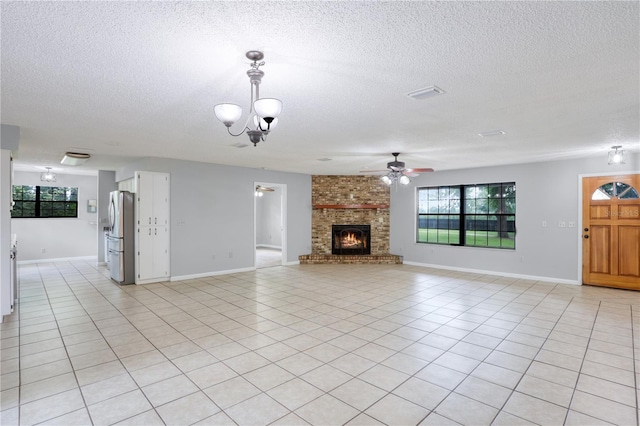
(391, 153, 640, 283)
(116, 157, 311, 277)
(256, 186, 282, 248)
(12, 171, 98, 261)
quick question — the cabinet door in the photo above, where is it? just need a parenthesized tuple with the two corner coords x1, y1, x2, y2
(136, 172, 154, 226)
(153, 173, 170, 226)
(137, 227, 154, 280)
(153, 226, 170, 277)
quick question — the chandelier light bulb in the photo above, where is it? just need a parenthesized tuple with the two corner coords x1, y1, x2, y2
(380, 175, 392, 185)
(254, 116, 279, 132)
(399, 175, 411, 185)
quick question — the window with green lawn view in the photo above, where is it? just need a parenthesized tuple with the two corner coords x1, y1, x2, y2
(417, 182, 515, 249)
(11, 185, 78, 218)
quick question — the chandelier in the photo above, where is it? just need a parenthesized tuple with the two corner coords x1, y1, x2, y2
(608, 145, 626, 165)
(40, 167, 56, 182)
(214, 51, 283, 147)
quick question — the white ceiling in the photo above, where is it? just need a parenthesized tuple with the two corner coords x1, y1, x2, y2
(2, 1, 638, 176)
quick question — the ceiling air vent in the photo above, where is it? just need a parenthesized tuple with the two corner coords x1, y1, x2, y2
(406, 85, 445, 100)
(478, 130, 506, 138)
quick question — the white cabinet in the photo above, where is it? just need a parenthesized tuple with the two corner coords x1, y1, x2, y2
(135, 171, 170, 284)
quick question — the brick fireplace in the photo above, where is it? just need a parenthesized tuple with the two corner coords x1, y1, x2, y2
(299, 175, 402, 264)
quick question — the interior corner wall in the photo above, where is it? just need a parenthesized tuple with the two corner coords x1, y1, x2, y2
(118, 158, 311, 277)
(12, 171, 98, 261)
(390, 153, 640, 283)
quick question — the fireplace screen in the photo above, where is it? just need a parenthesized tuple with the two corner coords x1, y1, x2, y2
(332, 225, 371, 255)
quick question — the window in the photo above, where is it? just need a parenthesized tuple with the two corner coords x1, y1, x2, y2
(417, 182, 515, 249)
(592, 182, 639, 200)
(11, 185, 78, 218)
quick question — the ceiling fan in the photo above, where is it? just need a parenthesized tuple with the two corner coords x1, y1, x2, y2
(361, 153, 434, 186)
(255, 185, 275, 197)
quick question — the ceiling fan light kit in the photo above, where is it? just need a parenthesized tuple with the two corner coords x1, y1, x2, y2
(214, 50, 283, 147)
(362, 153, 434, 188)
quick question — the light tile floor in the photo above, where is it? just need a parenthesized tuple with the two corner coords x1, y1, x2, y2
(2, 261, 640, 425)
(256, 248, 283, 269)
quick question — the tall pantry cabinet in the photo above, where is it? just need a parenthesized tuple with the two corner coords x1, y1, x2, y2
(135, 171, 170, 284)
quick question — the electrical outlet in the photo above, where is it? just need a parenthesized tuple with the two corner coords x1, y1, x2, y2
(542, 221, 547, 228)
(520, 256, 525, 262)
(559, 221, 566, 228)
(41, 248, 46, 253)
(228, 251, 233, 258)
(568, 221, 576, 228)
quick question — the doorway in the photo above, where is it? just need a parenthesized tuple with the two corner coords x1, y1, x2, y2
(582, 174, 640, 289)
(254, 182, 286, 269)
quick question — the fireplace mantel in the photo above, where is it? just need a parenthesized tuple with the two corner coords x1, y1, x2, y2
(313, 204, 389, 209)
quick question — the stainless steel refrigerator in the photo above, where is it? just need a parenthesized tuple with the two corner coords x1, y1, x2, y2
(107, 190, 135, 284)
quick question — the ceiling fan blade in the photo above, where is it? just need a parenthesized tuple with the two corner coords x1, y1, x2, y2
(403, 171, 420, 177)
(256, 185, 275, 192)
(405, 168, 434, 173)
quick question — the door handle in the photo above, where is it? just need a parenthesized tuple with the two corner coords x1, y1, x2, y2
(584, 235, 589, 239)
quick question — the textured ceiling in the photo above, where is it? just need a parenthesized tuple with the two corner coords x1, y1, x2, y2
(2, 1, 638, 176)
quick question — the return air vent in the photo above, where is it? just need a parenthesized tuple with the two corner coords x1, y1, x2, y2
(406, 85, 445, 100)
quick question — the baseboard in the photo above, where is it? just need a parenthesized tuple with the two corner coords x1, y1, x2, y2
(285, 260, 300, 266)
(170, 266, 256, 281)
(402, 261, 580, 285)
(256, 245, 282, 250)
(18, 256, 98, 265)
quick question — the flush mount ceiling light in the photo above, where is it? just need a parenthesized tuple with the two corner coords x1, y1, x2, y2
(40, 167, 57, 182)
(214, 51, 283, 147)
(60, 152, 91, 166)
(608, 145, 626, 165)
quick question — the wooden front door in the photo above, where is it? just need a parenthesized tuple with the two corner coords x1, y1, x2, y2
(582, 174, 640, 289)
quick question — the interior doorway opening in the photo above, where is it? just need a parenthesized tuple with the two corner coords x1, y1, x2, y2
(254, 182, 286, 269)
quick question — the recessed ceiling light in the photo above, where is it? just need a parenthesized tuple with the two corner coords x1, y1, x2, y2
(478, 130, 506, 138)
(317, 158, 332, 162)
(406, 85, 445, 100)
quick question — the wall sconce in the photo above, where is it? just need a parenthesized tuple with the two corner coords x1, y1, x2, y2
(608, 146, 626, 165)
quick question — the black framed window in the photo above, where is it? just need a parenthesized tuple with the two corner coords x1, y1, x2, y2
(417, 182, 515, 249)
(11, 185, 78, 218)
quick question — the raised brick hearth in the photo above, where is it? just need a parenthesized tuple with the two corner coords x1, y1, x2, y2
(299, 175, 403, 265)
(299, 254, 402, 264)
